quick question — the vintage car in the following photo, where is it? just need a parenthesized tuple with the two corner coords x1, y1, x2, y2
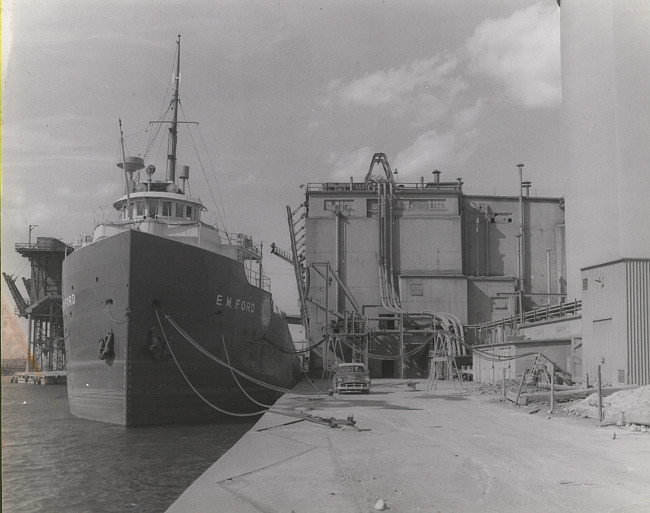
(332, 363, 371, 394)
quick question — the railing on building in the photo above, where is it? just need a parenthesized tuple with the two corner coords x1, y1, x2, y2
(305, 181, 463, 193)
(15, 240, 73, 253)
(468, 299, 582, 346)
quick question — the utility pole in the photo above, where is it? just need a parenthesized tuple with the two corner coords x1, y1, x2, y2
(29, 224, 39, 245)
(516, 163, 525, 321)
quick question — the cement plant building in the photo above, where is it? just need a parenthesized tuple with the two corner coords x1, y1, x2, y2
(284, 1, 650, 387)
(287, 154, 567, 379)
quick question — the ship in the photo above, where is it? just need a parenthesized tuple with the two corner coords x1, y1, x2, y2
(62, 36, 301, 426)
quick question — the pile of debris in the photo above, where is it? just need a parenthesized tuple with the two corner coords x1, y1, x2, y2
(565, 385, 650, 428)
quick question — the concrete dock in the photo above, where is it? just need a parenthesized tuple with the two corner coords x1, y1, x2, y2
(166, 380, 650, 513)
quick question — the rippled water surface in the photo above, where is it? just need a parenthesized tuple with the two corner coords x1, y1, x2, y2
(1, 377, 255, 513)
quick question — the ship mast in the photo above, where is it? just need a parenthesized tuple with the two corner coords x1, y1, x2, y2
(166, 35, 181, 183)
(119, 118, 132, 220)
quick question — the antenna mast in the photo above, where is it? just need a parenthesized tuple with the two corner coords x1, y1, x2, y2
(166, 35, 181, 183)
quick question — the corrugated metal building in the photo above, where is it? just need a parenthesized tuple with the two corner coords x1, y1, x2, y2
(581, 259, 650, 386)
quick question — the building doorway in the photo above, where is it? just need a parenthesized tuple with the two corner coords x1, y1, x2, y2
(381, 359, 395, 378)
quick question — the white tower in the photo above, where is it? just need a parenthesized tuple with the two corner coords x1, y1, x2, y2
(561, 0, 650, 299)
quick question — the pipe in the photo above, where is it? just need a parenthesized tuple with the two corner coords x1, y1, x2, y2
(485, 209, 490, 277)
(327, 262, 362, 315)
(378, 181, 383, 268)
(475, 216, 480, 276)
(389, 180, 394, 283)
(325, 264, 330, 331)
(335, 211, 341, 311)
(517, 163, 525, 317)
(546, 249, 551, 305)
(388, 180, 400, 309)
(516, 234, 523, 323)
(400, 313, 405, 379)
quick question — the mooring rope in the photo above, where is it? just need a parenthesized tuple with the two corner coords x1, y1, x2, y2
(155, 308, 358, 427)
(221, 334, 275, 409)
(158, 305, 327, 397)
(154, 309, 267, 417)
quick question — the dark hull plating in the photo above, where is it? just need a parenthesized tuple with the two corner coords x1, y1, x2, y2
(62, 230, 300, 426)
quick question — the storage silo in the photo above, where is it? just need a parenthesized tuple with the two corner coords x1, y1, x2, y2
(560, 0, 650, 385)
(560, 0, 650, 300)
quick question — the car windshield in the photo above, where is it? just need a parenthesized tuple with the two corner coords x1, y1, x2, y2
(340, 365, 365, 373)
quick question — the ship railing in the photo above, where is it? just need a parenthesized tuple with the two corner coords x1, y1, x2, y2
(70, 233, 94, 249)
(235, 233, 263, 260)
(244, 266, 271, 292)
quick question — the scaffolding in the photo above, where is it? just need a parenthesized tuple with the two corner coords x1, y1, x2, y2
(3, 237, 73, 372)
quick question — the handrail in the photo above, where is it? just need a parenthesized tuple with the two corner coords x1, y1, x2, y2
(15, 241, 72, 252)
(468, 299, 582, 346)
(305, 181, 463, 193)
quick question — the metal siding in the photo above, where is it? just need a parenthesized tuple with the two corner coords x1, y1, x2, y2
(627, 260, 650, 385)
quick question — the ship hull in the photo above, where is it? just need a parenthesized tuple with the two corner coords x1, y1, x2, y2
(62, 230, 301, 426)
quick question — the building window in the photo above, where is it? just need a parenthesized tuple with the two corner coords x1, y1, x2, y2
(175, 203, 184, 218)
(582, 278, 588, 291)
(148, 201, 158, 218)
(135, 201, 145, 217)
(378, 314, 396, 330)
(324, 200, 354, 212)
(186, 205, 193, 220)
(367, 199, 378, 217)
(400, 199, 447, 211)
(410, 283, 424, 296)
(162, 201, 172, 216)
(491, 213, 513, 224)
(493, 297, 509, 310)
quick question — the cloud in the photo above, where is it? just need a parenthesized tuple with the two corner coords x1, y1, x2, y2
(465, 2, 561, 108)
(325, 147, 374, 182)
(394, 130, 459, 178)
(319, 2, 560, 184)
(325, 54, 463, 122)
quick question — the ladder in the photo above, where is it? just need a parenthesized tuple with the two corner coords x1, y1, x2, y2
(427, 331, 463, 391)
(283, 204, 310, 335)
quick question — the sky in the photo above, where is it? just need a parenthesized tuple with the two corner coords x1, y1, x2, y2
(1, 0, 563, 322)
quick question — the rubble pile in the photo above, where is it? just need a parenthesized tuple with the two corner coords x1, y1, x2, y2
(565, 385, 650, 428)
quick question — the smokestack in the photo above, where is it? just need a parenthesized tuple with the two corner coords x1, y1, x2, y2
(432, 169, 441, 183)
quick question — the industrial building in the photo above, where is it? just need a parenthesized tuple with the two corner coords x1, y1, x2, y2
(3, 237, 73, 377)
(283, 154, 566, 379)
(281, 1, 650, 387)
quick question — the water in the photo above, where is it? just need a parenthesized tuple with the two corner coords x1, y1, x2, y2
(1, 377, 255, 513)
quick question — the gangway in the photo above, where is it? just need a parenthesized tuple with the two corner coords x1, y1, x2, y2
(271, 203, 310, 338)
